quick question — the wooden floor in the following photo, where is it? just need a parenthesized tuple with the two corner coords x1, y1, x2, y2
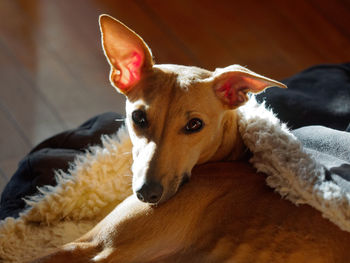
(0, 0, 350, 193)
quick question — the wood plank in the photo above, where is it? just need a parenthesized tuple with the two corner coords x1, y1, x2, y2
(0, 0, 39, 72)
(142, 0, 350, 79)
(0, 158, 20, 193)
(140, 0, 238, 70)
(0, 158, 20, 178)
(93, 0, 196, 65)
(0, 0, 124, 130)
(0, 167, 9, 194)
(268, 0, 350, 63)
(0, 44, 67, 146)
(0, 106, 30, 161)
(141, 0, 297, 78)
(0, 0, 70, 146)
(308, 0, 350, 39)
(197, 0, 319, 75)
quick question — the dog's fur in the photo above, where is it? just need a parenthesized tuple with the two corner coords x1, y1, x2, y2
(31, 15, 350, 262)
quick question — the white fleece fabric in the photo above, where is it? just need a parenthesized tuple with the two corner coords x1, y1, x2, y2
(1, 98, 349, 262)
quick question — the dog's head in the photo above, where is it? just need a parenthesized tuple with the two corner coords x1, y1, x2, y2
(99, 15, 286, 204)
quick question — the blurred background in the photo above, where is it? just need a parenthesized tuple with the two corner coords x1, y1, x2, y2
(0, 0, 350, 192)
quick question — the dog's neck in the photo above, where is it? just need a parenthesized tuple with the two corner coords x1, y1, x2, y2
(198, 109, 246, 164)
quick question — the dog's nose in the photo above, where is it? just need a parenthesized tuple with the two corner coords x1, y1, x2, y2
(135, 181, 163, 203)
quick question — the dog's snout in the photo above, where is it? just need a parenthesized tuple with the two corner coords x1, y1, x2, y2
(136, 181, 163, 203)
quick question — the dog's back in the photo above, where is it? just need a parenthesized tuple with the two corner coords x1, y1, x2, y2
(33, 161, 350, 263)
(160, 162, 350, 262)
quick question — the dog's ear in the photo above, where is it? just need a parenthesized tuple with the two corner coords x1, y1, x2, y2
(212, 65, 286, 108)
(99, 14, 154, 94)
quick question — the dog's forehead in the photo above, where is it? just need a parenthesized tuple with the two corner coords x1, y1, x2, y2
(154, 64, 212, 86)
(127, 64, 214, 111)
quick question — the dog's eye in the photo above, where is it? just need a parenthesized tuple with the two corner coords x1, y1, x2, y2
(132, 110, 148, 128)
(185, 118, 203, 133)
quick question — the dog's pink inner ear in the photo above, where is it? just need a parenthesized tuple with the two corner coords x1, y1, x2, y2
(214, 73, 278, 108)
(112, 50, 144, 91)
(100, 15, 153, 94)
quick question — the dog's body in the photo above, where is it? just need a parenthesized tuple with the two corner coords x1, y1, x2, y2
(31, 15, 350, 262)
(34, 162, 350, 263)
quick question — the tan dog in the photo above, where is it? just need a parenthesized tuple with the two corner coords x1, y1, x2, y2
(99, 15, 286, 204)
(31, 15, 350, 262)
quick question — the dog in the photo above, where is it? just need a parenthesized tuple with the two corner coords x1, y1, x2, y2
(98, 14, 287, 205)
(31, 15, 350, 262)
